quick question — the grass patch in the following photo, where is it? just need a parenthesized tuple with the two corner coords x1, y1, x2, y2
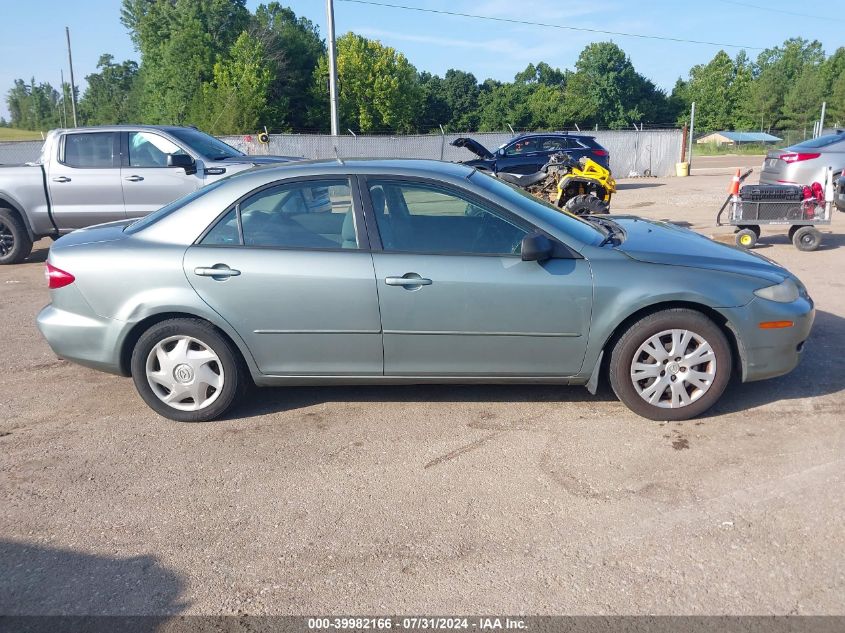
(0, 128, 43, 141)
(692, 142, 774, 156)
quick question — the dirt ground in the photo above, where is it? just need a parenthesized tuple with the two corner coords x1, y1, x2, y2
(1, 155, 843, 616)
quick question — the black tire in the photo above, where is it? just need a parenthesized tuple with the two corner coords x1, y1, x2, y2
(734, 228, 757, 249)
(564, 194, 609, 216)
(788, 225, 800, 242)
(130, 318, 247, 422)
(738, 224, 760, 238)
(792, 226, 821, 252)
(0, 208, 34, 265)
(608, 309, 732, 421)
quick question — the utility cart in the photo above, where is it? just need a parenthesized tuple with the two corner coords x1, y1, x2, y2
(717, 167, 836, 252)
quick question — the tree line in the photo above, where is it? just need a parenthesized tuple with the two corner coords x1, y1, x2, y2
(3, 0, 844, 136)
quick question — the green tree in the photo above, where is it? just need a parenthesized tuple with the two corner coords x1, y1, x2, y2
(314, 33, 420, 133)
(748, 38, 825, 130)
(415, 71, 449, 132)
(196, 31, 273, 134)
(5, 78, 65, 130)
(120, 0, 250, 124)
(78, 54, 140, 125)
(561, 42, 667, 129)
(253, 2, 325, 131)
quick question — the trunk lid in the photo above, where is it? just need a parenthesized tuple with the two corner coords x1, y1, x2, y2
(51, 220, 132, 250)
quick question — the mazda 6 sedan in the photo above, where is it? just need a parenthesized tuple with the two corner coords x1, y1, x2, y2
(37, 159, 814, 422)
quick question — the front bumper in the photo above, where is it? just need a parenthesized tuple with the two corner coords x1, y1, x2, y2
(721, 295, 815, 383)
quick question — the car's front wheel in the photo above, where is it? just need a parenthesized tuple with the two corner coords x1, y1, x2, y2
(608, 309, 732, 421)
(130, 318, 246, 422)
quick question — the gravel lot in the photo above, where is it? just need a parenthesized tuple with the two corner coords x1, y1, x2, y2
(1, 155, 843, 616)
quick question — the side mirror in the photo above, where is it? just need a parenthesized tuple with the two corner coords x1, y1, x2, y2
(521, 232, 553, 262)
(167, 153, 197, 175)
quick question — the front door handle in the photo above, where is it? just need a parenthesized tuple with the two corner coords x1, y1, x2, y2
(52, 176, 71, 183)
(194, 265, 241, 279)
(385, 274, 432, 287)
(125, 175, 144, 182)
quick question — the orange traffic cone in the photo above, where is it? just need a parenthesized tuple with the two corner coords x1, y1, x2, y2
(728, 169, 741, 196)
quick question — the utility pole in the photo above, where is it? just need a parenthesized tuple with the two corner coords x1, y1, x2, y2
(819, 101, 827, 137)
(65, 27, 78, 127)
(325, 0, 340, 136)
(688, 102, 696, 170)
(60, 69, 68, 128)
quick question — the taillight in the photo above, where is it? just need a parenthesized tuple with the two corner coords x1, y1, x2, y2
(45, 263, 75, 289)
(592, 149, 609, 157)
(779, 152, 820, 164)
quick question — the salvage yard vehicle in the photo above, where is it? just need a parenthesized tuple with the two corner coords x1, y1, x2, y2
(0, 125, 298, 264)
(759, 129, 845, 186)
(495, 152, 616, 215)
(37, 159, 814, 423)
(451, 132, 611, 174)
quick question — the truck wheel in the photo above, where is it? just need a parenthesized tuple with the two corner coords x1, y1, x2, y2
(608, 309, 732, 421)
(0, 209, 34, 265)
(564, 194, 609, 216)
(792, 226, 821, 252)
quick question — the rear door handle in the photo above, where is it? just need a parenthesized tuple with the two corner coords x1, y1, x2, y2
(385, 274, 432, 287)
(194, 265, 241, 279)
(52, 176, 71, 183)
(125, 175, 144, 182)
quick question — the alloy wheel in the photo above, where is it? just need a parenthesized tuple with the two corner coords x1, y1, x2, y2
(0, 220, 13, 257)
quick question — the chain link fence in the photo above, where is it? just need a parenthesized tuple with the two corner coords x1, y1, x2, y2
(0, 141, 42, 165)
(221, 129, 684, 177)
(1, 129, 684, 177)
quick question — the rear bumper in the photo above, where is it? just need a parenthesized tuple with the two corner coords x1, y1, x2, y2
(721, 296, 815, 383)
(36, 304, 125, 375)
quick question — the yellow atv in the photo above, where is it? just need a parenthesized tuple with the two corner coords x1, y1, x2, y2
(548, 153, 616, 215)
(493, 152, 616, 216)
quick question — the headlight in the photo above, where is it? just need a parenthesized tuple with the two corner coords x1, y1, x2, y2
(754, 278, 800, 303)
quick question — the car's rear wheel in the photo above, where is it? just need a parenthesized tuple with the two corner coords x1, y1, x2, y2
(608, 309, 732, 421)
(0, 208, 34, 265)
(130, 318, 246, 422)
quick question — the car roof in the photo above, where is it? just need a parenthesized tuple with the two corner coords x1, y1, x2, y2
(49, 124, 203, 134)
(234, 158, 476, 179)
(512, 132, 596, 141)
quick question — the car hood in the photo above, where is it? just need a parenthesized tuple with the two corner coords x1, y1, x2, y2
(611, 216, 788, 283)
(220, 154, 301, 164)
(52, 220, 132, 250)
(451, 137, 494, 160)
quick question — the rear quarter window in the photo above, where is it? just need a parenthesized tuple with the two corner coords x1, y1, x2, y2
(791, 133, 845, 150)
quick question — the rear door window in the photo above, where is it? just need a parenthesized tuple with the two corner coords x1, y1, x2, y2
(201, 179, 358, 250)
(62, 133, 117, 168)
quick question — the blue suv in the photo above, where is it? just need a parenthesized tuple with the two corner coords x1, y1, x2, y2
(452, 133, 611, 175)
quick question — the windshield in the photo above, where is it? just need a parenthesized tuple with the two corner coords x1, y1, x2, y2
(790, 132, 845, 150)
(124, 179, 229, 234)
(168, 128, 244, 160)
(470, 170, 604, 245)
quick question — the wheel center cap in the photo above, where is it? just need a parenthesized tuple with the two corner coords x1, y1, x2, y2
(667, 362, 680, 375)
(173, 364, 194, 384)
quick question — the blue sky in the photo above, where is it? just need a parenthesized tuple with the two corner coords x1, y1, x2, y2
(0, 0, 841, 122)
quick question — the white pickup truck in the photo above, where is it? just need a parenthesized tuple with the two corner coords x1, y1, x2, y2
(0, 125, 297, 264)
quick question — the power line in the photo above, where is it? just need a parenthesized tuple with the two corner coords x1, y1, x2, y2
(336, 0, 766, 50)
(711, 0, 841, 22)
